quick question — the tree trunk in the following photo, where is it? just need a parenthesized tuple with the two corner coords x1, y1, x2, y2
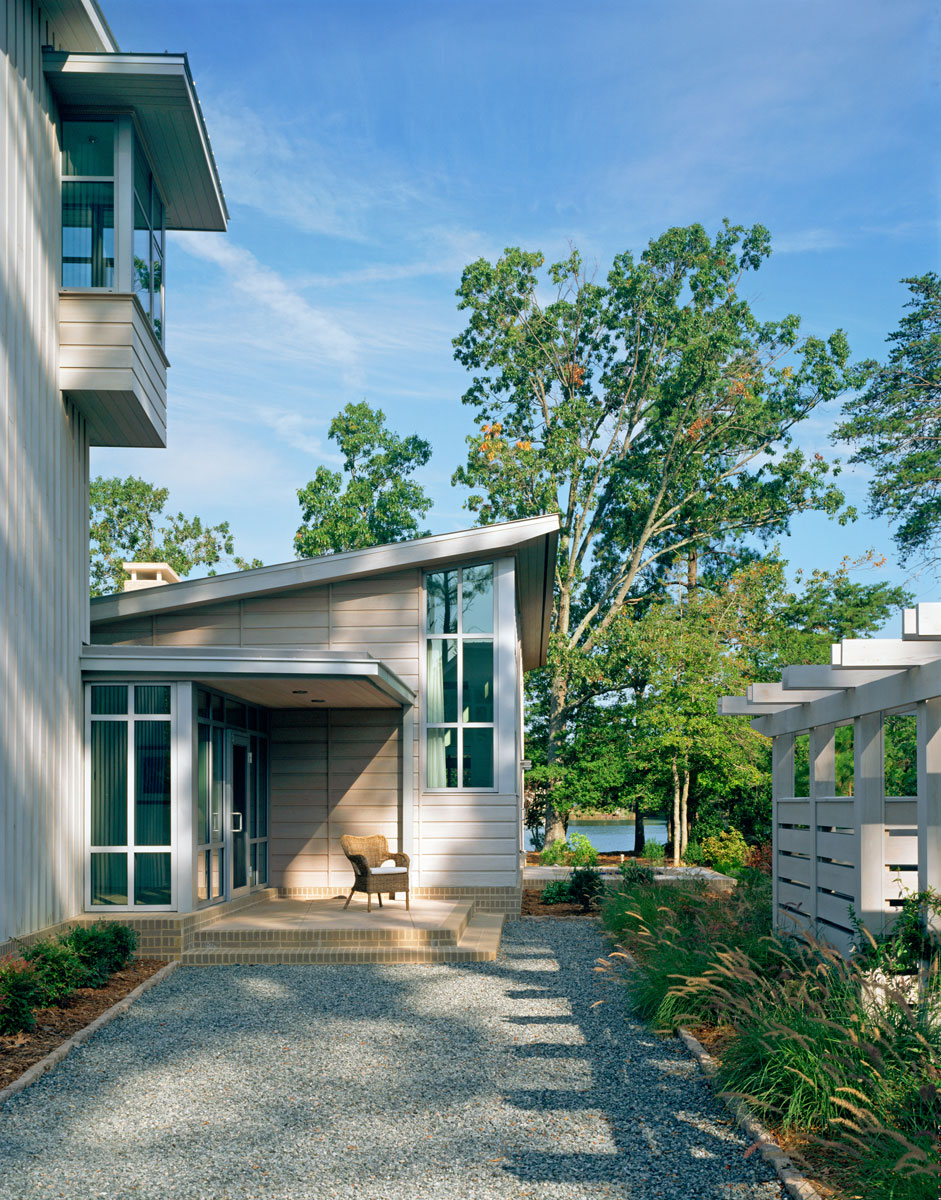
(687, 547, 698, 592)
(671, 755, 681, 866)
(679, 769, 690, 860)
(544, 669, 568, 847)
(633, 800, 645, 856)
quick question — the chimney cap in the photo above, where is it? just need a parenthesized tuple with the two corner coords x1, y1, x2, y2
(122, 562, 182, 591)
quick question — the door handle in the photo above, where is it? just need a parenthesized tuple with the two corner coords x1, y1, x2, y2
(232, 813, 243, 833)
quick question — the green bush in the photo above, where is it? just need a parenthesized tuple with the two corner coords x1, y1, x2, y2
(642, 838, 665, 864)
(698, 828, 749, 874)
(0, 957, 41, 1034)
(62, 922, 137, 986)
(567, 832, 598, 867)
(568, 865, 604, 911)
(538, 838, 569, 866)
(618, 860, 654, 886)
(682, 840, 705, 865)
(540, 880, 572, 905)
(20, 938, 88, 1005)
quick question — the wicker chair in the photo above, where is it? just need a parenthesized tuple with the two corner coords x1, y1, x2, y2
(340, 834, 410, 913)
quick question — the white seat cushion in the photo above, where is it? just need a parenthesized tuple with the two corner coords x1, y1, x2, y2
(370, 864, 405, 875)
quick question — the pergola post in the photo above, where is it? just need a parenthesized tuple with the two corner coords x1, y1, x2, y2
(771, 733, 795, 933)
(809, 724, 836, 937)
(854, 711, 885, 940)
(917, 697, 941, 934)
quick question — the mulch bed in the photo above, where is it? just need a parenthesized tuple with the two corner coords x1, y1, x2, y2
(525, 851, 645, 867)
(0, 958, 168, 1089)
(520, 891, 598, 918)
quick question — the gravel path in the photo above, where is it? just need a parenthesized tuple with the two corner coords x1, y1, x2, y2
(0, 920, 784, 1200)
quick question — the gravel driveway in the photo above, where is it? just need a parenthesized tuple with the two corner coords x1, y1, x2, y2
(0, 920, 784, 1199)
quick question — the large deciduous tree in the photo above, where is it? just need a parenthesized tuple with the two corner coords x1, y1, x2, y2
(295, 402, 433, 557)
(452, 222, 861, 843)
(834, 272, 941, 574)
(90, 476, 261, 597)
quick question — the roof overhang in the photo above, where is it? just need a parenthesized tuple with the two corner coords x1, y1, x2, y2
(43, 1, 118, 53)
(44, 50, 228, 231)
(90, 515, 561, 671)
(81, 646, 416, 710)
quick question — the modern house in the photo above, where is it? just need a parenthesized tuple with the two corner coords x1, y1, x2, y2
(0, 0, 559, 959)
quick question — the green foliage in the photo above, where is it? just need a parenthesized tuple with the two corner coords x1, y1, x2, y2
(540, 880, 572, 905)
(602, 875, 941, 1198)
(295, 402, 432, 557)
(538, 838, 569, 866)
(0, 958, 41, 1034)
(682, 840, 705, 865)
(619, 860, 655, 886)
(642, 839, 666, 864)
(567, 832, 599, 866)
(852, 888, 941, 975)
(538, 832, 599, 866)
(884, 714, 918, 797)
(835, 272, 941, 571)
(62, 923, 137, 986)
(20, 938, 88, 1005)
(568, 865, 605, 911)
(698, 828, 749, 874)
(90, 476, 261, 597)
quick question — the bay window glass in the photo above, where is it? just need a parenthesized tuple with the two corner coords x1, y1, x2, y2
(425, 564, 495, 789)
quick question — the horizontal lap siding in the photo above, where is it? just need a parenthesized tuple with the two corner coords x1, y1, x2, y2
(269, 711, 329, 888)
(420, 795, 520, 886)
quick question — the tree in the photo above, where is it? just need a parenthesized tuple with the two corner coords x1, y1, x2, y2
(295, 402, 433, 557)
(835, 273, 941, 573)
(452, 222, 861, 842)
(90, 476, 261, 597)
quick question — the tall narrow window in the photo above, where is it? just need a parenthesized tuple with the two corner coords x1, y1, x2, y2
(425, 563, 495, 788)
(61, 120, 114, 288)
(88, 683, 173, 908)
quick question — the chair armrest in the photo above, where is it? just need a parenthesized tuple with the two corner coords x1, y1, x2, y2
(346, 853, 370, 877)
(390, 852, 410, 869)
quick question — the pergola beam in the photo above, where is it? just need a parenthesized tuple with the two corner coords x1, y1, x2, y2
(781, 665, 904, 690)
(833, 638, 941, 669)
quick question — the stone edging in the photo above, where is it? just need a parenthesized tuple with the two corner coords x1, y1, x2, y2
(610, 942, 823, 1200)
(675, 1025, 825, 1200)
(0, 961, 180, 1110)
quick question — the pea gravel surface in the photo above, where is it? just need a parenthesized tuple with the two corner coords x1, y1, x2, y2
(0, 920, 784, 1200)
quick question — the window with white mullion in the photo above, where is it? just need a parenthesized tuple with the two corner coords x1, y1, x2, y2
(88, 683, 173, 908)
(425, 563, 495, 789)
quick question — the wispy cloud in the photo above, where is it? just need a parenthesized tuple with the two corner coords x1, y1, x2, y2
(172, 233, 362, 381)
(773, 228, 847, 255)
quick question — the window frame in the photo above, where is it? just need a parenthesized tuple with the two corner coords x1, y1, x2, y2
(84, 681, 176, 912)
(422, 561, 498, 793)
(60, 114, 167, 346)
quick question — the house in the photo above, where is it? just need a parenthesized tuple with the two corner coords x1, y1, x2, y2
(0, 0, 559, 957)
(0, 0, 226, 953)
(84, 518, 557, 928)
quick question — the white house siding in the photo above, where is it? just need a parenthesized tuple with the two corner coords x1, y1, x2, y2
(90, 560, 525, 897)
(0, 0, 98, 945)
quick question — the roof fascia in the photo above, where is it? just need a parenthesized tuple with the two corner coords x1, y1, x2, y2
(91, 516, 560, 623)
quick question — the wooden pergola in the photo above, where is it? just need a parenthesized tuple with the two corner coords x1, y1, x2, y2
(720, 603, 941, 955)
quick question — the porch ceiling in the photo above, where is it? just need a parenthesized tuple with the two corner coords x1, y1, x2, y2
(80, 645, 415, 709)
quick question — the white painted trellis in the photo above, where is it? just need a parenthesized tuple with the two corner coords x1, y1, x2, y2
(720, 602, 941, 956)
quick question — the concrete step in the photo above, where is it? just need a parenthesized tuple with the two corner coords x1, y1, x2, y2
(180, 911, 504, 966)
(188, 900, 471, 951)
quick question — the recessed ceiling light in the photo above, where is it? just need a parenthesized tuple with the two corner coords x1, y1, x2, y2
(291, 689, 307, 695)
(310, 698, 325, 703)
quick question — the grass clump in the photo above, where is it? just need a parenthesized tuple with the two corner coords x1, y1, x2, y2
(602, 874, 941, 1199)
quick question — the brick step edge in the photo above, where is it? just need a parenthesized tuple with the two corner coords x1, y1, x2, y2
(0, 962, 180, 1111)
(179, 945, 497, 965)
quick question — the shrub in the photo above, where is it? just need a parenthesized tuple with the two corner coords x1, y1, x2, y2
(567, 832, 598, 867)
(20, 938, 88, 1005)
(618, 860, 654, 887)
(0, 957, 41, 1034)
(539, 838, 569, 866)
(568, 865, 604, 911)
(743, 842, 773, 875)
(683, 840, 705, 865)
(540, 880, 572, 905)
(642, 838, 665, 864)
(698, 828, 749, 874)
(62, 922, 137, 986)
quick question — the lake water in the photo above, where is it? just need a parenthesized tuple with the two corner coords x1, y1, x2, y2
(525, 817, 668, 853)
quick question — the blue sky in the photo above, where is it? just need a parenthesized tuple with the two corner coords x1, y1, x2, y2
(95, 0, 939, 611)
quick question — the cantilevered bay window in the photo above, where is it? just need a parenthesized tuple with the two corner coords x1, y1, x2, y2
(425, 563, 495, 789)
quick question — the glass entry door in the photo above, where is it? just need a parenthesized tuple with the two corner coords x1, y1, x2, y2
(227, 733, 251, 896)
